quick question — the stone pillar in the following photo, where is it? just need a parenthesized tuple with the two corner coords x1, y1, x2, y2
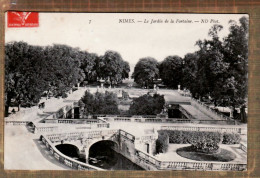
(178, 85, 181, 92)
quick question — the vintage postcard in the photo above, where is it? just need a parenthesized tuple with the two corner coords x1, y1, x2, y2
(4, 13, 248, 171)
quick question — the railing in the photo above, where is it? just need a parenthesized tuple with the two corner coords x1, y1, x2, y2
(55, 119, 101, 124)
(96, 123, 110, 128)
(161, 126, 242, 134)
(5, 120, 29, 125)
(240, 143, 247, 152)
(135, 148, 246, 171)
(119, 129, 135, 142)
(46, 129, 119, 142)
(40, 135, 103, 170)
(144, 118, 163, 122)
(165, 119, 236, 125)
(99, 116, 236, 125)
(190, 98, 232, 121)
(34, 126, 59, 134)
(160, 161, 246, 171)
(43, 129, 246, 171)
(114, 117, 131, 122)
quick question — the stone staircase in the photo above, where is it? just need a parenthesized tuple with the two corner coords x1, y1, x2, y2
(179, 104, 213, 120)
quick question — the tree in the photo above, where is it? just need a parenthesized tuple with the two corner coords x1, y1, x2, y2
(182, 52, 199, 96)
(5, 42, 86, 116)
(221, 17, 248, 121)
(99, 51, 130, 85)
(43, 44, 85, 97)
(78, 51, 98, 83)
(129, 93, 165, 115)
(80, 90, 119, 116)
(182, 17, 248, 122)
(132, 57, 159, 88)
(222, 17, 248, 108)
(5, 42, 49, 115)
(159, 55, 183, 88)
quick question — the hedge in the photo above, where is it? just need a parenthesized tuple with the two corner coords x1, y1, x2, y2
(159, 130, 241, 145)
(155, 132, 169, 154)
(158, 130, 241, 154)
(222, 132, 241, 144)
(158, 130, 221, 153)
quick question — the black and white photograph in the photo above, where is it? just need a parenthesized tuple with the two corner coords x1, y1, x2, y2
(4, 13, 248, 171)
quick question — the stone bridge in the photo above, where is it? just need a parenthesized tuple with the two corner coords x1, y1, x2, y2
(43, 128, 157, 162)
(39, 126, 246, 171)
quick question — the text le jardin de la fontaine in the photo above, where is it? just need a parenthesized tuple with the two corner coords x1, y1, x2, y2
(118, 18, 219, 24)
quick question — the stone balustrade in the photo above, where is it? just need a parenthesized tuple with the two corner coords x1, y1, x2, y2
(135, 148, 246, 171)
(40, 135, 103, 170)
(161, 125, 242, 134)
(240, 143, 247, 152)
(41, 129, 246, 171)
(119, 129, 135, 142)
(100, 116, 236, 125)
(5, 120, 29, 125)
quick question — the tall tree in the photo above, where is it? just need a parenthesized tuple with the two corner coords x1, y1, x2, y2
(99, 51, 130, 85)
(159, 55, 183, 88)
(182, 52, 199, 97)
(182, 17, 248, 122)
(132, 57, 159, 88)
(5, 42, 86, 116)
(5, 42, 49, 115)
(78, 51, 98, 83)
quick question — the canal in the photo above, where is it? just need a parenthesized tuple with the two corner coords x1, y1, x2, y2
(56, 141, 144, 170)
(88, 141, 144, 170)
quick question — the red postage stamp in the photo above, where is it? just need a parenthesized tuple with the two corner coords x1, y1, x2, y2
(7, 11, 39, 27)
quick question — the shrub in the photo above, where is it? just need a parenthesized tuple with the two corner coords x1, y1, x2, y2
(222, 132, 241, 144)
(129, 93, 165, 115)
(80, 90, 120, 115)
(162, 130, 185, 144)
(159, 130, 222, 154)
(155, 132, 169, 154)
(190, 132, 222, 154)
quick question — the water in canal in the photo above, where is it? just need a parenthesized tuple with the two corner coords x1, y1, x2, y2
(56, 142, 144, 170)
(88, 141, 144, 170)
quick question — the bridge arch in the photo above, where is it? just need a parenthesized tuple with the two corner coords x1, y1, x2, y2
(88, 140, 119, 169)
(55, 143, 81, 159)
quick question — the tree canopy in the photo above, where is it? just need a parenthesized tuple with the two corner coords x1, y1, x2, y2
(129, 93, 165, 115)
(159, 55, 183, 88)
(182, 17, 248, 122)
(99, 51, 130, 85)
(80, 90, 120, 115)
(132, 57, 159, 88)
(5, 42, 129, 116)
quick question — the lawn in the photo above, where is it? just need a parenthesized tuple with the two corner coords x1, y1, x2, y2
(176, 146, 236, 162)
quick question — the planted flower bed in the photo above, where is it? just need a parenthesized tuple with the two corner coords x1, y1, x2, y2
(156, 130, 241, 160)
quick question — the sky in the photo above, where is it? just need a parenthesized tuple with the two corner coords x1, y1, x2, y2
(5, 13, 246, 72)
